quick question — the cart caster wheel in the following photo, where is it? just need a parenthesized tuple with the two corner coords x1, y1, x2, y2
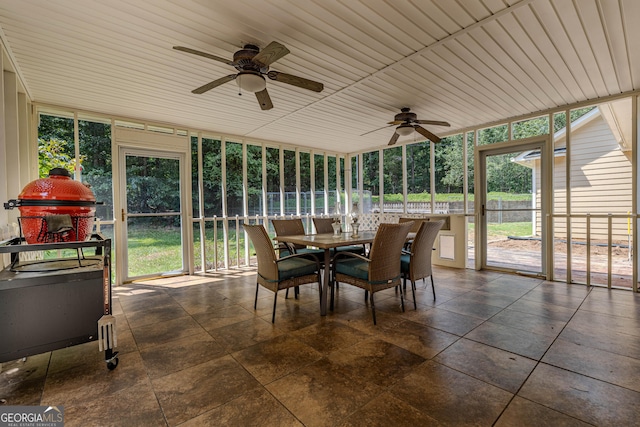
(107, 358, 119, 370)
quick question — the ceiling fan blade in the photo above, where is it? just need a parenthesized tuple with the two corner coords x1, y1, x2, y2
(252, 41, 290, 66)
(414, 125, 442, 143)
(360, 124, 394, 137)
(388, 132, 400, 145)
(415, 119, 451, 127)
(173, 46, 233, 65)
(192, 74, 236, 94)
(267, 71, 324, 92)
(255, 88, 273, 110)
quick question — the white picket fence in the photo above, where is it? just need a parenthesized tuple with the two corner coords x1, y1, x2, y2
(373, 202, 449, 213)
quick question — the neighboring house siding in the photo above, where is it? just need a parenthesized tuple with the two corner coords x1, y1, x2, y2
(536, 113, 632, 241)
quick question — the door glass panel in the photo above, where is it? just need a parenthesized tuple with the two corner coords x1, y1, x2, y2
(125, 154, 183, 278)
(484, 149, 541, 273)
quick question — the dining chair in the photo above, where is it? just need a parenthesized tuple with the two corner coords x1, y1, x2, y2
(312, 217, 366, 256)
(398, 217, 424, 233)
(401, 220, 444, 308)
(332, 221, 413, 324)
(271, 218, 324, 258)
(312, 217, 337, 234)
(399, 217, 426, 249)
(271, 218, 324, 298)
(244, 223, 322, 323)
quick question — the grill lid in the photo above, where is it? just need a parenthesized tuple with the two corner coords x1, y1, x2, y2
(4, 168, 97, 210)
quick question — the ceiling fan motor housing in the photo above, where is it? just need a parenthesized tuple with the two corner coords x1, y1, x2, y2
(394, 107, 417, 123)
(233, 44, 268, 73)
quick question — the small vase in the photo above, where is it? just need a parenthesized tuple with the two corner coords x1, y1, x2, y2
(332, 222, 341, 236)
(351, 223, 360, 237)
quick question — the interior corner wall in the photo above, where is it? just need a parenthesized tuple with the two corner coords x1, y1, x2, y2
(0, 53, 7, 268)
(3, 70, 20, 226)
(17, 92, 32, 186)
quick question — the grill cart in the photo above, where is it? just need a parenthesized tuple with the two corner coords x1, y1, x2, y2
(0, 234, 118, 370)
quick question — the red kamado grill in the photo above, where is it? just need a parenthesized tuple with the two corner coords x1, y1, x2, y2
(4, 168, 97, 244)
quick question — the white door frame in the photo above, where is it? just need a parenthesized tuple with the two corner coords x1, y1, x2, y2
(112, 128, 192, 285)
(475, 136, 551, 277)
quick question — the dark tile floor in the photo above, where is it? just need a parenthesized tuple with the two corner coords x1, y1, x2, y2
(2, 267, 640, 426)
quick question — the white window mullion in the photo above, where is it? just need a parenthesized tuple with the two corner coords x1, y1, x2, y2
(310, 150, 315, 215)
(262, 143, 267, 218)
(324, 154, 329, 215)
(430, 141, 435, 214)
(279, 146, 285, 216)
(336, 155, 342, 215)
(402, 145, 407, 214)
(295, 149, 301, 216)
(221, 137, 229, 269)
(378, 148, 384, 214)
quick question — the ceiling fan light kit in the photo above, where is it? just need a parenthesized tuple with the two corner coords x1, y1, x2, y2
(395, 124, 414, 136)
(236, 72, 266, 93)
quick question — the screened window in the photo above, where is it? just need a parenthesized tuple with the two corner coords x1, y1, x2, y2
(283, 149, 296, 215)
(247, 144, 262, 217)
(362, 151, 379, 213)
(383, 146, 402, 210)
(202, 137, 223, 217)
(266, 147, 280, 216)
(226, 141, 244, 216)
(300, 152, 311, 215)
(314, 153, 325, 215)
(327, 155, 337, 214)
(78, 119, 112, 221)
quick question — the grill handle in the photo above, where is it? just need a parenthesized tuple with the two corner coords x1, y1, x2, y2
(4, 199, 103, 209)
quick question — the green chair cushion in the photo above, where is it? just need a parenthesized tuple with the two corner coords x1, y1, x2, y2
(400, 253, 411, 273)
(335, 245, 365, 255)
(298, 248, 325, 257)
(278, 247, 324, 258)
(278, 257, 318, 280)
(335, 257, 369, 280)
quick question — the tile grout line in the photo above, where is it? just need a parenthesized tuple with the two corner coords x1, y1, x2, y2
(489, 284, 596, 425)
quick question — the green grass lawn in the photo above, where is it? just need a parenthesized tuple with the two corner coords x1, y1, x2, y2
(127, 220, 535, 276)
(467, 222, 534, 243)
(126, 226, 184, 276)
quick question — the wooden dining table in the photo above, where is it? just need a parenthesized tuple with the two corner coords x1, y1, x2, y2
(275, 231, 378, 315)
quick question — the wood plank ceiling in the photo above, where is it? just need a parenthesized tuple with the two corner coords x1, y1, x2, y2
(0, 0, 638, 154)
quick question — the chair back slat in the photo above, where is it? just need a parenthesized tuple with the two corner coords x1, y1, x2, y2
(244, 224, 279, 281)
(272, 219, 307, 249)
(313, 217, 335, 234)
(399, 217, 425, 233)
(368, 221, 413, 283)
